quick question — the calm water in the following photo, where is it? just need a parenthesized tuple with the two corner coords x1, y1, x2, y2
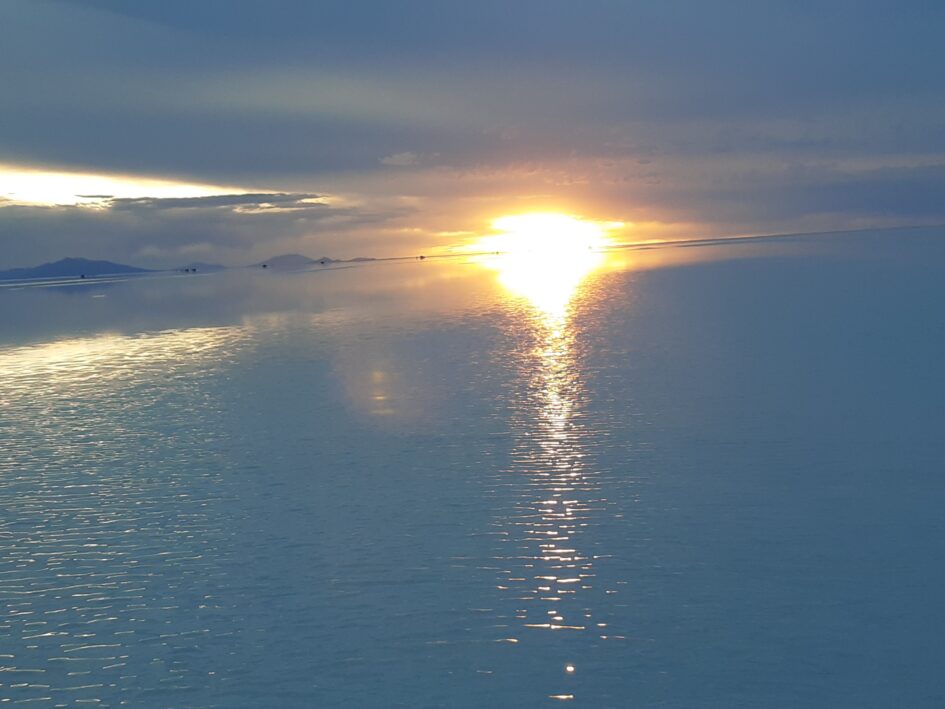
(2, 229, 945, 707)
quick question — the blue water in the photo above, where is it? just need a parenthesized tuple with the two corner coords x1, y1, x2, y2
(2, 229, 945, 707)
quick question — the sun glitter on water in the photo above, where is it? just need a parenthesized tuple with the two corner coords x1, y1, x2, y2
(474, 213, 616, 320)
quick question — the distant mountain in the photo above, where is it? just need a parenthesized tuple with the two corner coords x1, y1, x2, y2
(251, 254, 384, 270)
(253, 253, 340, 269)
(176, 261, 226, 273)
(0, 257, 152, 281)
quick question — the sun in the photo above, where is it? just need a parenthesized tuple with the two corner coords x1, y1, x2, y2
(472, 213, 616, 321)
(475, 213, 610, 255)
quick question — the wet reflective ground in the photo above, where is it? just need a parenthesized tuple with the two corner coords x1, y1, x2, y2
(2, 229, 945, 707)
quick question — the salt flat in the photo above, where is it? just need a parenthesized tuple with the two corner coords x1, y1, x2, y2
(2, 228, 944, 707)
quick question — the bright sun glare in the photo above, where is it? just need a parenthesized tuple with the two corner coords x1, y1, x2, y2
(477, 213, 609, 256)
(475, 213, 615, 321)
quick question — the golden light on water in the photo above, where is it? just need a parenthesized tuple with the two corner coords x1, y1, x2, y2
(475, 213, 616, 320)
(485, 212, 622, 700)
(492, 249, 604, 321)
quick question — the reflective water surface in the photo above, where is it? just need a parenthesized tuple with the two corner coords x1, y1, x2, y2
(2, 229, 945, 707)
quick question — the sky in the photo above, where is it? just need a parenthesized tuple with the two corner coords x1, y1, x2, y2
(2, 0, 944, 268)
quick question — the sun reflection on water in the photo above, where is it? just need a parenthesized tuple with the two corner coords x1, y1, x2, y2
(484, 225, 618, 701)
(487, 249, 605, 323)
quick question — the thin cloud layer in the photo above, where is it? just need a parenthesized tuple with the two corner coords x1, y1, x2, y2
(0, 192, 415, 268)
(1, 0, 943, 267)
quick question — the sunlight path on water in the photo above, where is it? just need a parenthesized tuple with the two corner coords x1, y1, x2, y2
(480, 248, 627, 702)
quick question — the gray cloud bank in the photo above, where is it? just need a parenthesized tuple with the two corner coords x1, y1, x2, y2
(0, 192, 410, 268)
(1, 0, 944, 266)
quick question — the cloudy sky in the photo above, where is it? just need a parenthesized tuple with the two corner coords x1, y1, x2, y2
(2, 0, 944, 268)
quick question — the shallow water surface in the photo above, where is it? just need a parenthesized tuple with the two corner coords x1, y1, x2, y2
(2, 229, 945, 707)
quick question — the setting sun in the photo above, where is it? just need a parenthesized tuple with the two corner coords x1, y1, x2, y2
(476, 213, 611, 256)
(473, 213, 615, 320)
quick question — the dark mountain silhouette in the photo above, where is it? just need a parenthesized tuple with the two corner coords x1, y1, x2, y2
(0, 253, 380, 281)
(0, 257, 152, 281)
(252, 253, 381, 269)
(253, 253, 319, 270)
(253, 253, 359, 269)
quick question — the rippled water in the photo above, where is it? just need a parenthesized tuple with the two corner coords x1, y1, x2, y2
(2, 229, 945, 707)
